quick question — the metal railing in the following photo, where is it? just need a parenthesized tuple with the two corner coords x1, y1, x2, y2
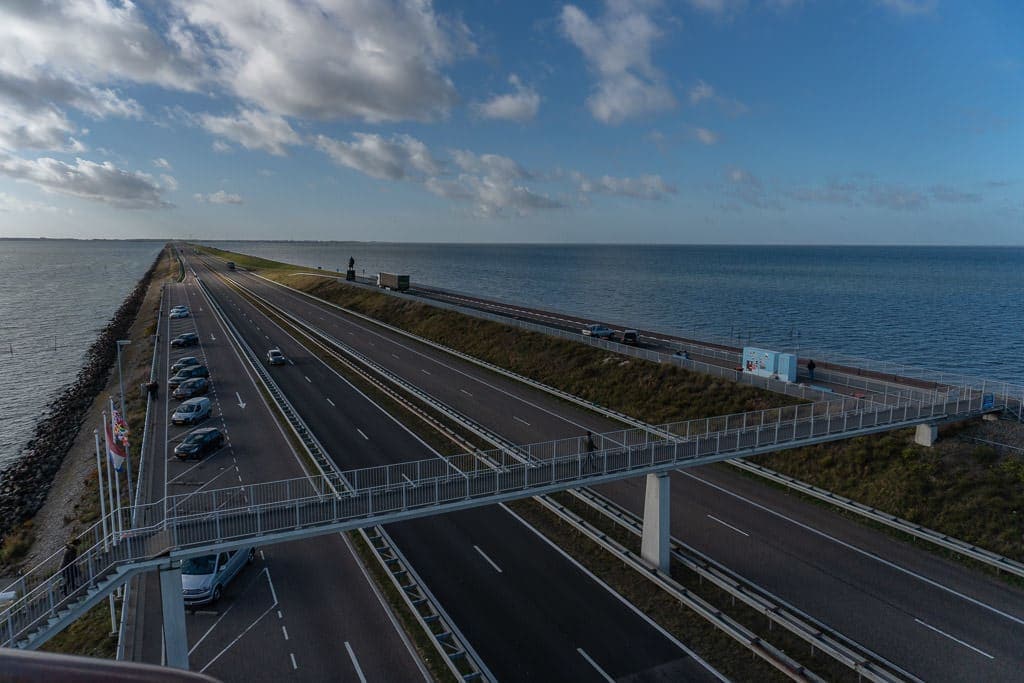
(1, 389, 999, 649)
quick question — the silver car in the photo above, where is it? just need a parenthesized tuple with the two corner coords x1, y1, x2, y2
(181, 547, 255, 606)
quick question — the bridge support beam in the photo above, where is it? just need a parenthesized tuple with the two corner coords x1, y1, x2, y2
(641, 473, 671, 573)
(159, 563, 189, 670)
(914, 424, 938, 447)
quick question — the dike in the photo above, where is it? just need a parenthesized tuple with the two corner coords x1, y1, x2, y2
(0, 248, 165, 545)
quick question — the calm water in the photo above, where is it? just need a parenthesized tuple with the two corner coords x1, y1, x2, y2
(3, 239, 1021, 473)
(0, 240, 163, 472)
(208, 241, 1024, 385)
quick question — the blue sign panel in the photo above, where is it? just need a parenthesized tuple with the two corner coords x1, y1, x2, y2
(982, 393, 994, 410)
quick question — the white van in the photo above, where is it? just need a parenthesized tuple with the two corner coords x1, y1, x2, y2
(172, 396, 211, 425)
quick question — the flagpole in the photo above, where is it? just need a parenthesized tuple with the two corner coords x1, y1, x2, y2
(94, 429, 116, 634)
(102, 411, 122, 545)
(112, 396, 135, 514)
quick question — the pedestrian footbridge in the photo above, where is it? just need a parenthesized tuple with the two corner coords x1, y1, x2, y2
(2, 385, 1017, 667)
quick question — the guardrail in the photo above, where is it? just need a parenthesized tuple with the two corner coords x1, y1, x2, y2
(1, 390, 997, 650)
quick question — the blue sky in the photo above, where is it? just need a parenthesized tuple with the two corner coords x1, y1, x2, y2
(0, 0, 1020, 244)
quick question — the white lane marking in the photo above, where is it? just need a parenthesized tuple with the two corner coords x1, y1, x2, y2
(915, 619, 994, 659)
(304, 375, 311, 383)
(577, 648, 614, 682)
(287, 359, 295, 365)
(326, 398, 335, 407)
(706, 514, 749, 537)
(473, 545, 503, 573)
(198, 571, 279, 672)
(392, 353, 400, 359)
(500, 504, 725, 681)
(681, 470, 1024, 628)
(260, 550, 266, 561)
(421, 368, 430, 375)
(357, 428, 369, 440)
(513, 416, 531, 426)
(276, 610, 281, 619)
(460, 389, 473, 397)
(344, 642, 368, 683)
(282, 625, 289, 641)
(290, 653, 297, 670)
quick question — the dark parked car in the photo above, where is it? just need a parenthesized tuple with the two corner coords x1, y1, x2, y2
(171, 332, 199, 348)
(620, 329, 639, 345)
(172, 377, 209, 400)
(171, 356, 201, 373)
(173, 427, 225, 460)
(168, 365, 209, 388)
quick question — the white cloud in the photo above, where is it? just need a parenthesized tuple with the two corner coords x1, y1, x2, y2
(561, 1, 675, 124)
(930, 185, 981, 203)
(315, 133, 441, 180)
(0, 153, 170, 208)
(688, 80, 747, 115)
(160, 175, 179, 192)
(199, 109, 301, 156)
(876, 0, 936, 15)
(195, 190, 243, 205)
(474, 75, 540, 122)
(175, 0, 471, 123)
(153, 158, 172, 170)
(574, 172, 676, 200)
(694, 127, 719, 145)
(864, 183, 926, 210)
(212, 140, 231, 153)
(686, 0, 746, 16)
(0, 192, 60, 213)
(724, 167, 781, 209)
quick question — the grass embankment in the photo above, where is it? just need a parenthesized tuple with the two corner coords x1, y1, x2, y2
(38, 246, 177, 657)
(199, 244, 1024, 565)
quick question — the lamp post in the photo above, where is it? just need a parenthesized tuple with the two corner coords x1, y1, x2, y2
(115, 340, 134, 509)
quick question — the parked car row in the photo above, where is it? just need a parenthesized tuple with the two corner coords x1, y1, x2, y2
(581, 324, 639, 345)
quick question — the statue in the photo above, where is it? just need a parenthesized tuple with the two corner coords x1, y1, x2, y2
(345, 255, 356, 281)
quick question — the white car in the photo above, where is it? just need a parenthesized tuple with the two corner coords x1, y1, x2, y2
(169, 306, 190, 319)
(581, 324, 614, 339)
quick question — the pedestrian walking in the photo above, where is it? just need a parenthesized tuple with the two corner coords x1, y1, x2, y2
(61, 542, 80, 597)
(807, 359, 816, 382)
(585, 431, 597, 469)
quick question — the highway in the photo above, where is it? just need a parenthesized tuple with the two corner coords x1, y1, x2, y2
(185, 253, 723, 681)
(205, 253, 1024, 681)
(127, 270, 428, 680)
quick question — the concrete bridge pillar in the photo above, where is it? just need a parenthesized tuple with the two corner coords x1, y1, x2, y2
(159, 563, 189, 670)
(914, 424, 938, 447)
(641, 473, 671, 573)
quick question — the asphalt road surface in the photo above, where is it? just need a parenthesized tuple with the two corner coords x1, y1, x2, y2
(203, 253, 1024, 681)
(187, 254, 723, 681)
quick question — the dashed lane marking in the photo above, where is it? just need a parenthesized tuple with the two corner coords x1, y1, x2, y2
(513, 416, 531, 426)
(326, 398, 335, 407)
(460, 389, 473, 397)
(357, 428, 369, 440)
(344, 642, 367, 683)
(290, 653, 297, 670)
(707, 514, 749, 537)
(577, 648, 614, 682)
(282, 626, 289, 641)
(914, 619, 994, 659)
(473, 545, 503, 573)
(304, 376, 311, 383)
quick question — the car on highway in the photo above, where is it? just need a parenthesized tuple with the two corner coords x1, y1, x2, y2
(170, 332, 199, 348)
(267, 348, 286, 365)
(181, 547, 255, 606)
(171, 397, 211, 425)
(169, 307, 190, 319)
(168, 365, 209, 388)
(172, 377, 209, 400)
(173, 426, 224, 459)
(581, 324, 614, 339)
(620, 329, 639, 345)
(171, 356, 201, 373)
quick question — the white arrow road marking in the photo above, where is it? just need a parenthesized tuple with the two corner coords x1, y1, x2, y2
(236, 392, 246, 409)
(210, 333, 216, 341)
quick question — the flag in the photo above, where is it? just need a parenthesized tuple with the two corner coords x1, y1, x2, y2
(111, 408, 130, 451)
(104, 418, 126, 473)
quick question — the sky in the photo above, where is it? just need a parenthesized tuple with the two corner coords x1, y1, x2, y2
(0, 0, 1020, 244)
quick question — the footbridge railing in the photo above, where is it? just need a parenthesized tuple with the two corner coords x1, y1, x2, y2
(1, 389, 1003, 649)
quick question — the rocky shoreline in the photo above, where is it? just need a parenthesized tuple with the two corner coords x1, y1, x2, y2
(0, 250, 163, 545)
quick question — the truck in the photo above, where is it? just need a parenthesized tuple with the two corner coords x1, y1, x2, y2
(226, 261, 235, 270)
(377, 272, 410, 291)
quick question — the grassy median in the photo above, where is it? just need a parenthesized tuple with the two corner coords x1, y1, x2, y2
(197, 244, 1024, 566)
